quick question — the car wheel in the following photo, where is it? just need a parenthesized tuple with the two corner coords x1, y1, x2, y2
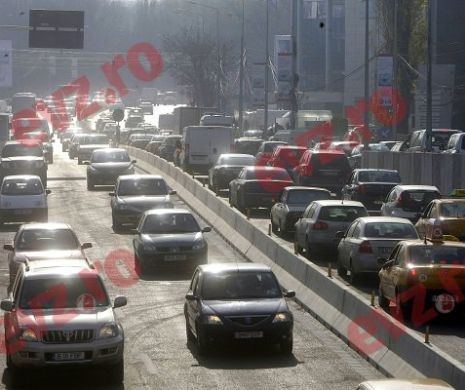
(271, 217, 278, 233)
(294, 233, 303, 255)
(228, 193, 234, 207)
(378, 288, 389, 310)
(87, 179, 94, 191)
(237, 193, 246, 213)
(42, 211, 48, 222)
(279, 220, 287, 236)
(112, 216, 123, 232)
(49, 156, 54, 164)
(62, 145, 66, 152)
(280, 335, 293, 355)
(195, 325, 209, 356)
(185, 317, 195, 342)
(108, 359, 124, 384)
(348, 260, 359, 285)
(337, 256, 347, 277)
(305, 239, 314, 260)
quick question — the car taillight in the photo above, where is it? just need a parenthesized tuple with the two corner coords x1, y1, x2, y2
(313, 221, 328, 230)
(359, 241, 373, 253)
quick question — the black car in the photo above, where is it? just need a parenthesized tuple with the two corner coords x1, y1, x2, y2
(133, 209, 211, 274)
(158, 135, 182, 162)
(128, 133, 154, 149)
(76, 134, 110, 164)
(0, 141, 47, 188)
(234, 137, 264, 156)
(342, 169, 402, 214)
(86, 148, 136, 190)
(208, 153, 255, 193)
(184, 263, 295, 355)
(125, 115, 144, 129)
(110, 174, 175, 230)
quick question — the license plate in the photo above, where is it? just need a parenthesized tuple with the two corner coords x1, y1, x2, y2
(234, 331, 263, 339)
(164, 254, 187, 262)
(53, 352, 85, 361)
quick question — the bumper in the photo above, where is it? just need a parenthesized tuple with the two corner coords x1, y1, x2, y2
(0, 208, 47, 222)
(139, 250, 207, 269)
(298, 178, 342, 194)
(88, 172, 130, 185)
(242, 192, 281, 209)
(351, 254, 382, 274)
(213, 174, 238, 189)
(113, 210, 143, 225)
(9, 336, 124, 368)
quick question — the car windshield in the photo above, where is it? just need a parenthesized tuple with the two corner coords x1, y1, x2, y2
(16, 229, 80, 251)
(358, 171, 401, 183)
(118, 178, 168, 196)
(401, 190, 440, 205)
(201, 271, 282, 300)
(287, 190, 331, 204)
(432, 132, 455, 150)
(319, 206, 368, 222)
(1, 144, 43, 157)
(19, 275, 109, 310)
(91, 150, 130, 163)
(1, 179, 44, 195)
(141, 213, 199, 234)
(218, 156, 255, 166)
(409, 246, 465, 265)
(244, 169, 291, 181)
(440, 202, 465, 218)
(364, 222, 418, 239)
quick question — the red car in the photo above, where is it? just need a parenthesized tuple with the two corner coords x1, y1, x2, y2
(267, 145, 307, 174)
(255, 141, 287, 166)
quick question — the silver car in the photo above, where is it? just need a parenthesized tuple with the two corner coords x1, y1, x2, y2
(336, 216, 419, 284)
(380, 185, 441, 223)
(294, 200, 368, 258)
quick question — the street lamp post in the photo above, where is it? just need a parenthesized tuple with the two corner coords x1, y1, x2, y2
(364, 0, 370, 146)
(238, 0, 245, 131)
(264, 0, 270, 132)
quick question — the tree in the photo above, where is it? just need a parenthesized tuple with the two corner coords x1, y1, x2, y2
(162, 27, 237, 107)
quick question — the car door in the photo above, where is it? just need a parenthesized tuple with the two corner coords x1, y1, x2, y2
(338, 220, 359, 269)
(271, 189, 287, 225)
(415, 201, 435, 237)
(186, 270, 201, 334)
(296, 203, 317, 246)
(379, 244, 403, 300)
(382, 188, 397, 216)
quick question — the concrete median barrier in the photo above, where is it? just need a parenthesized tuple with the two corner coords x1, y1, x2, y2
(127, 146, 465, 388)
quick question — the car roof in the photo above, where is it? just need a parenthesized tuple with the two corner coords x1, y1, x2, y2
(218, 153, 255, 158)
(393, 185, 439, 192)
(313, 200, 365, 207)
(284, 186, 331, 192)
(143, 208, 190, 216)
(275, 145, 307, 150)
(433, 198, 465, 204)
(401, 239, 465, 248)
(4, 140, 41, 146)
(2, 174, 41, 181)
(198, 262, 272, 274)
(19, 222, 72, 231)
(356, 216, 414, 224)
(93, 148, 127, 154)
(358, 379, 454, 390)
(235, 137, 263, 142)
(23, 259, 97, 277)
(118, 174, 164, 181)
(354, 169, 399, 173)
(243, 166, 287, 172)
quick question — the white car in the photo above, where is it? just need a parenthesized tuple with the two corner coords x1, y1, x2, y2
(0, 175, 50, 226)
(356, 379, 454, 390)
(336, 216, 419, 284)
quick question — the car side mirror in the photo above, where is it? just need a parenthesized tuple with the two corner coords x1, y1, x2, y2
(335, 231, 345, 239)
(109, 192, 115, 197)
(132, 160, 137, 164)
(0, 299, 13, 312)
(284, 290, 295, 298)
(81, 242, 93, 250)
(185, 291, 197, 301)
(202, 226, 212, 233)
(3, 244, 13, 251)
(113, 295, 127, 308)
(377, 257, 387, 265)
(169, 190, 177, 195)
(46, 189, 51, 195)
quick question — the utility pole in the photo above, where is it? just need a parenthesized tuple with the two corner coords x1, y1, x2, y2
(392, 0, 398, 139)
(216, 9, 221, 111)
(264, 0, 270, 132)
(363, 0, 370, 146)
(325, 0, 332, 91)
(290, 0, 298, 130)
(238, 0, 245, 131)
(425, 0, 433, 152)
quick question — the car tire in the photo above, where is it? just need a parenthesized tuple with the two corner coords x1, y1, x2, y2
(305, 240, 314, 260)
(42, 211, 48, 223)
(87, 179, 94, 191)
(280, 336, 293, 355)
(378, 289, 389, 310)
(294, 234, 303, 255)
(271, 218, 278, 233)
(228, 193, 234, 207)
(185, 318, 195, 343)
(49, 156, 54, 164)
(279, 220, 287, 236)
(108, 359, 124, 384)
(112, 216, 123, 232)
(337, 257, 347, 277)
(62, 145, 66, 152)
(195, 325, 209, 356)
(348, 260, 359, 285)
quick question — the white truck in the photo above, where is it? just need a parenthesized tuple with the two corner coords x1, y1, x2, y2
(442, 132, 465, 154)
(180, 126, 234, 174)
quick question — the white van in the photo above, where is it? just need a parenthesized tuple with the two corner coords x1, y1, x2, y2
(0, 175, 50, 226)
(180, 126, 234, 174)
(200, 114, 234, 127)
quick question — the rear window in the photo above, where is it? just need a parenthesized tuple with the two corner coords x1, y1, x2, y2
(409, 246, 465, 265)
(263, 142, 286, 153)
(358, 171, 401, 183)
(245, 169, 291, 181)
(118, 178, 167, 196)
(17, 229, 79, 251)
(91, 150, 130, 163)
(2, 144, 43, 157)
(318, 206, 367, 222)
(2, 179, 44, 195)
(287, 190, 331, 204)
(432, 132, 456, 150)
(235, 141, 262, 155)
(310, 153, 350, 171)
(401, 190, 440, 204)
(364, 222, 418, 239)
(218, 156, 255, 166)
(440, 203, 465, 218)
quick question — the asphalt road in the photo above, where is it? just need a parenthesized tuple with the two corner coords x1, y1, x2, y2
(0, 143, 384, 389)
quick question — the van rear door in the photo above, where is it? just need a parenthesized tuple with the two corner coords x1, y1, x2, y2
(187, 127, 210, 165)
(209, 127, 234, 165)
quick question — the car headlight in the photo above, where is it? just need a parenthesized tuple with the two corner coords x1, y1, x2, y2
(272, 313, 292, 323)
(203, 315, 223, 325)
(19, 328, 38, 342)
(192, 240, 206, 250)
(143, 243, 157, 252)
(98, 324, 119, 339)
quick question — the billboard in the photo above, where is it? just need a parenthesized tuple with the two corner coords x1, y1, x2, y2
(0, 40, 12, 88)
(274, 35, 293, 102)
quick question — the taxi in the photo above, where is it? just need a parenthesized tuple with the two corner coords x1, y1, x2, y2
(378, 224, 465, 320)
(356, 378, 454, 390)
(415, 198, 465, 241)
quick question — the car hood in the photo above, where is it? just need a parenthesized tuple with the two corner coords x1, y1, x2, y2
(203, 298, 286, 316)
(118, 195, 171, 206)
(13, 249, 85, 262)
(141, 232, 202, 245)
(91, 162, 133, 171)
(16, 307, 114, 330)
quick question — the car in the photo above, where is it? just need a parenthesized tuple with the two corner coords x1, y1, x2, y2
(378, 230, 465, 320)
(379, 140, 398, 150)
(128, 133, 154, 149)
(243, 129, 263, 138)
(229, 166, 294, 212)
(342, 169, 402, 214)
(390, 140, 409, 152)
(132, 209, 211, 274)
(0, 140, 48, 188)
(128, 107, 144, 116)
(406, 128, 461, 152)
(184, 263, 295, 355)
(68, 133, 91, 159)
(60, 127, 81, 152)
(20, 130, 54, 164)
(233, 137, 264, 156)
(0, 175, 50, 226)
(348, 143, 390, 169)
(356, 378, 455, 390)
(125, 115, 144, 128)
(86, 148, 136, 190)
(208, 153, 256, 193)
(381, 185, 441, 223)
(336, 216, 419, 284)
(139, 101, 153, 115)
(294, 200, 368, 257)
(4, 222, 93, 288)
(267, 145, 308, 176)
(158, 135, 182, 162)
(76, 134, 110, 164)
(292, 150, 352, 194)
(1, 259, 126, 385)
(270, 186, 332, 235)
(200, 114, 234, 126)
(110, 174, 175, 230)
(145, 134, 167, 154)
(255, 141, 288, 166)
(328, 141, 359, 156)
(415, 198, 465, 241)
